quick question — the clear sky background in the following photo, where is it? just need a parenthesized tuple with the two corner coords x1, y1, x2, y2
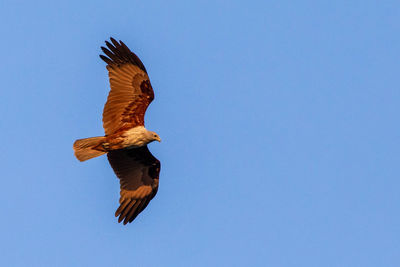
(0, 1, 399, 266)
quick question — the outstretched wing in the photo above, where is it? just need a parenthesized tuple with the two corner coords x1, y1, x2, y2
(100, 37, 154, 136)
(107, 146, 160, 225)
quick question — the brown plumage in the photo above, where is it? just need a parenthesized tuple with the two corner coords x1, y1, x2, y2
(108, 146, 160, 224)
(101, 38, 154, 135)
(73, 38, 161, 225)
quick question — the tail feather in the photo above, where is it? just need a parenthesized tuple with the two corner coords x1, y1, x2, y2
(73, 136, 106, 162)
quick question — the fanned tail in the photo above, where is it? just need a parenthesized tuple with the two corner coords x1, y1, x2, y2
(73, 136, 107, 162)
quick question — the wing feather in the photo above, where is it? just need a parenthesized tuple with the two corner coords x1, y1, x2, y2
(107, 146, 160, 224)
(100, 38, 154, 135)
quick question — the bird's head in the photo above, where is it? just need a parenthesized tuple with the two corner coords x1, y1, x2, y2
(146, 130, 161, 143)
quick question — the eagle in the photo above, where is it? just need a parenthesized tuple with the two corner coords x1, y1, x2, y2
(73, 38, 161, 225)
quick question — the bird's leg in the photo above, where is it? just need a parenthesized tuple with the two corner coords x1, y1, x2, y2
(102, 142, 110, 150)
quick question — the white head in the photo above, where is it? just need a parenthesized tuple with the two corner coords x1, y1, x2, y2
(145, 130, 161, 143)
(123, 126, 161, 147)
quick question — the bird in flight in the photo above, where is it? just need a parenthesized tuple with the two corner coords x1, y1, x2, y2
(73, 38, 161, 225)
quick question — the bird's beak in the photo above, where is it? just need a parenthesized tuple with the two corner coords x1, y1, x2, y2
(156, 137, 161, 142)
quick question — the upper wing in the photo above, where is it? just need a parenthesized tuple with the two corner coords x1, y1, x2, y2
(107, 146, 160, 225)
(100, 38, 155, 136)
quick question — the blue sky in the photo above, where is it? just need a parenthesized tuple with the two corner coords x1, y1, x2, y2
(1, 0, 399, 266)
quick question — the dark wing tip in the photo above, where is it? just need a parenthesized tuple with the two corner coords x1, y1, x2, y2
(115, 198, 151, 225)
(110, 37, 119, 47)
(99, 54, 112, 65)
(99, 37, 147, 73)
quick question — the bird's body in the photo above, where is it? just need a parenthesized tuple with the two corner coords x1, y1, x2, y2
(92, 126, 160, 151)
(107, 126, 160, 149)
(73, 38, 161, 225)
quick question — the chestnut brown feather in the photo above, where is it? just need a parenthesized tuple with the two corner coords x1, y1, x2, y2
(100, 38, 154, 135)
